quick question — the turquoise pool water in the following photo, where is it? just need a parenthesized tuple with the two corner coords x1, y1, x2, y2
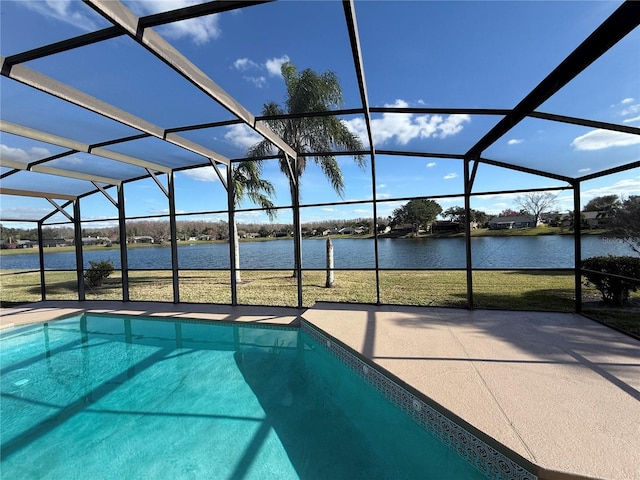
(1, 315, 487, 479)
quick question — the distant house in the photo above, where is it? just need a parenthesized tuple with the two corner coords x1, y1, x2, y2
(274, 231, 291, 238)
(42, 238, 71, 247)
(431, 221, 463, 233)
(489, 215, 540, 229)
(581, 211, 609, 229)
(339, 227, 356, 235)
(131, 236, 154, 244)
(16, 240, 35, 248)
(82, 237, 110, 246)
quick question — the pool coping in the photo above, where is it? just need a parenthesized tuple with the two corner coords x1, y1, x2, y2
(301, 319, 540, 480)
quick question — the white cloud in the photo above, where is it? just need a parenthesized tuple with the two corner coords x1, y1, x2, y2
(623, 115, 640, 124)
(224, 124, 262, 149)
(149, 208, 186, 215)
(508, 139, 523, 145)
(620, 103, 640, 118)
(180, 166, 220, 183)
(131, 1, 221, 44)
(233, 55, 289, 86)
(233, 58, 259, 71)
(162, 16, 220, 44)
(438, 197, 463, 205)
(621, 98, 635, 104)
(344, 100, 470, 146)
(26, 1, 222, 44)
(443, 173, 458, 180)
(20, 0, 101, 31)
(236, 211, 267, 221)
(426, 162, 437, 168)
(377, 183, 386, 188)
(244, 76, 266, 88)
(265, 55, 290, 76)
(571, 129, 640, 150)
(56, 155, 84, 167)
(578, 168, 591, 173)
(582, 177, 640, 201)
(1, 144, 51, 163)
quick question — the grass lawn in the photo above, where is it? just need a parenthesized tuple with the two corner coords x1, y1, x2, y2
(1, 268, 637, 337)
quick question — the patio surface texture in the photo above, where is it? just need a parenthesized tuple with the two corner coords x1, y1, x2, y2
(1, 301, 639, 480)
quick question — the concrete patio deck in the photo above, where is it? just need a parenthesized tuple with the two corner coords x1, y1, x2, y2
(1, 301, 639, 479)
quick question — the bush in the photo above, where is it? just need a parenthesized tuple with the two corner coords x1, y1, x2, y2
(582, 256, 640, 306)
(84, 260, 115, 287)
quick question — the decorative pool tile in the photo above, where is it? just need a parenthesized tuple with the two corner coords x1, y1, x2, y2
(301, 320, 537, 480)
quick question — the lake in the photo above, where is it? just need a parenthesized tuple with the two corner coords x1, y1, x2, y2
(0, 235, 636, 271)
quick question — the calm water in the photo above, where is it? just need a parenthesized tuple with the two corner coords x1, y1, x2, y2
(0, 315, 487, 479)
(0, 236, 635, 271)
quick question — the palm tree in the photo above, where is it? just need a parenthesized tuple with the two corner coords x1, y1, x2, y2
(231, 160, 275, 283)
(247, 62, 366, 274)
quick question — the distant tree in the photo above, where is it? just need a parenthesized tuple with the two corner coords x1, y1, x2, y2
(498, 208, 520, 217)
(392, 199, 442, 234)
(258, 225, 271, 238)
(606, 196, 640, 254)
(583, 195, 621, 212)
(583, 194, 622, 223)
(516, 192, 557, 227)
(443, 206, 465, 222)
(442, 206, 489, 227)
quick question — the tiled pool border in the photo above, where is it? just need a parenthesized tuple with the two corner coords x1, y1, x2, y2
(301, 319, 538, 480)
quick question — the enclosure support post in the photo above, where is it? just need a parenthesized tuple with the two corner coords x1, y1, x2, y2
(117, 184, 130, 301)
(291, 154, 304, 309)
(73, 199, 85, 301)
(370, 152, 381, 305)
(573, 181, 582, 313)
(168, 172, 180, 303)
(464, 158, 474, 309)
(37, 221, 46, 301)
(227, 164, 238, 305)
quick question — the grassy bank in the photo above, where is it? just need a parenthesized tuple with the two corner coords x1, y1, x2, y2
(2, 268, 637, 337)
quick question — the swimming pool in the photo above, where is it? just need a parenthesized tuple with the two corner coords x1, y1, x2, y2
(1, 314, 528, 479)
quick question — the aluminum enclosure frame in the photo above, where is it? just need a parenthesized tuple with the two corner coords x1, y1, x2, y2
(1, 0, 639, 311)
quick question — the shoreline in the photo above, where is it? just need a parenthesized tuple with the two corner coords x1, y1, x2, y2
(0, 227, 609, 257)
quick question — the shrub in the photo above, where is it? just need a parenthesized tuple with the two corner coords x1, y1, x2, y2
(582, 256, 640, 306)
(84, 260, 115, 287)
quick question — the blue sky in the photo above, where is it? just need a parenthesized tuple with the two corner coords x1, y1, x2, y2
(1, 0, 638, 228)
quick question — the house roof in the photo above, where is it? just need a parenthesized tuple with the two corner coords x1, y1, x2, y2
(489, 215, 535, 224)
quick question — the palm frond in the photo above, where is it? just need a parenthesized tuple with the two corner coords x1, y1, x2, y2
(247, 61, 367, 200)
(232, 160, 277, 220)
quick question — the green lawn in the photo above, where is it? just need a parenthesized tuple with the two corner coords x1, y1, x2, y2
(2, 268, 636, 337)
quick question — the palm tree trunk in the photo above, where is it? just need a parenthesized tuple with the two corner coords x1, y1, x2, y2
(232, 220, 242, 283)
(289, 175, 300, 279)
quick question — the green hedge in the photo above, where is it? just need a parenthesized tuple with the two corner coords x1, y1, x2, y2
(582, 256, 640, 306)
(84, 260, 115, 287)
